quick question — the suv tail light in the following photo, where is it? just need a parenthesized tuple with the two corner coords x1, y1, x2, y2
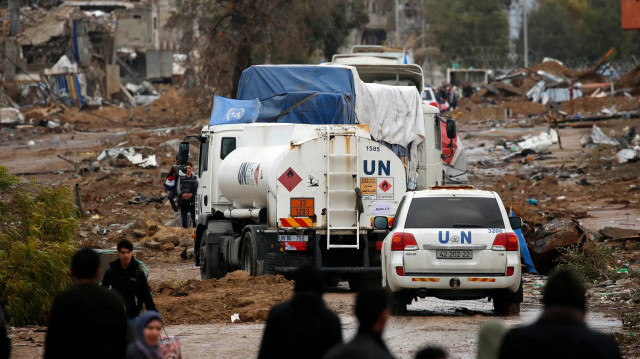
(429, 101, 438, 108)
(491, 233, 519, 251)
(391, 232, 418, 251)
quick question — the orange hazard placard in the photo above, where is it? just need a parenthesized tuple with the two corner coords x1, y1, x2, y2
(291, 198, 314, 217)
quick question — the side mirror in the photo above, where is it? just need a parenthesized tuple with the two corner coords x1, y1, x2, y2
(509, 216, 523, 230)
(177, 141, 190, 165)
(373, 216, 390, 230)
(446, 119, 457, 140)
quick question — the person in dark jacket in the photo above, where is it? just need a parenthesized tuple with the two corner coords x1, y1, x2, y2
(102, 239, 156, 321)
(45, 248, 128, 359)
(126, 310, 163, 359)
(258, 265, 342, 359)
(0, 304, 10, 359)
(177, 162, 198, 228)
(323, 287, 395, 359)
(499, 269, 622, 359)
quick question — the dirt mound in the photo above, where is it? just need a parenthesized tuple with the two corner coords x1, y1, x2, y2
(531, 60, 579, 78)
(153, 271, 293, 325)
(560, 96, 640, 114)
(617, 63, 640, 94)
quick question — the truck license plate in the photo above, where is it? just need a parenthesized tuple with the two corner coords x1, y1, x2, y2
(278, 235, 308, 242)
(436, 250, 472, 259)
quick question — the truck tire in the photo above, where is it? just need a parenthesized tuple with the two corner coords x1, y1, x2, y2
(199, 240, 211, 280)
(241, 231, 257, 276)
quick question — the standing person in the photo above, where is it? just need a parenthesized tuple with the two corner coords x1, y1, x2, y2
(323, 287, 395, 359)
(126, 310, 163, 359)
(177, 162, 198, 228)
(102, 239, 156, 331)
(258, 265, 342, 359)
(164, 163, 178, 216)
(499, 269, 622, 359)
(415, 346, 447, 359)
(477, 321, 507, 359)
(0, 304, 9, 359)
(45, 248, 127, 359)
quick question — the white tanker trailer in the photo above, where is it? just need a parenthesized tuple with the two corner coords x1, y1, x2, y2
(179, 65, 456, 288)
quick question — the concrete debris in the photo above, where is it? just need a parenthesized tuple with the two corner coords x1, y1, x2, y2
(599, 227, 640, 240)
(97, 147, 158, 168)
(526, 218, 587, 274)
(0, 108, 25, 126)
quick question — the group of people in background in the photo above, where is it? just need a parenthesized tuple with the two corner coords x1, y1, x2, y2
(434, 81, 476, 112)
(0, 248, 622, 359)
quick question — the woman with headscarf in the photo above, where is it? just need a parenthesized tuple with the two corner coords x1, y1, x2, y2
(126, 310, 163, 359)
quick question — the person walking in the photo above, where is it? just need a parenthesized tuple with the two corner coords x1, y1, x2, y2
(45, 248, 127, 359)
(498, 269, 622, 359)
(164, 163, 179, 216)
(323, 287, 395, 359)
(0, 304, 9, 359)
(177, 162, 198, 228)
(126, 310, 164, 359)
(258, 265, 342, 359)
(102, 239, 156, 331)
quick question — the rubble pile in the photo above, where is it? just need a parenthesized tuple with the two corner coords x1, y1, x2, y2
(451, 58, 640, 125)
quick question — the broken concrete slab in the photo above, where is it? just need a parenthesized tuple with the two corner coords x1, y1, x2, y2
(0, 108, 25, 126)
(600, 227, 640, 240)
(526, 218, 586, 274)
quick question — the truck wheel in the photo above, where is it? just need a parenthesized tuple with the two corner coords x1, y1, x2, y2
(241, 231, 257, 276)
(199, 240, 211, 280)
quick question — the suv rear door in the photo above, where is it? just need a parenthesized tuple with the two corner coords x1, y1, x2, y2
(400, 194, 508, 274)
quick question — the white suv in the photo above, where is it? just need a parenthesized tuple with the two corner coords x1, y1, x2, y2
(377, 186, 523, 315)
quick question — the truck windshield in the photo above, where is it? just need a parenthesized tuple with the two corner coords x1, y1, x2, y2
(404, 197, 504, 228)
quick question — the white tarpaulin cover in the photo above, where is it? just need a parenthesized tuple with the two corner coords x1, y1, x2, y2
(352, 74, 425, 184)
(97, 147, 157, 168)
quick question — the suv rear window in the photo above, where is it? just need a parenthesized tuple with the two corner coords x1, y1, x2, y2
(404, 197, 504, 228)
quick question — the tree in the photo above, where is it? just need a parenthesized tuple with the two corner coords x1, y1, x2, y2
(169, 0, 368, 98)
(517, 0, 640, 68)
(424, 0, 510, 69)
(0, 166, 78, 325)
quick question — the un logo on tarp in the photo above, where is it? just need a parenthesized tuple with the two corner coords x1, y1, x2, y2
(226, 108, 246, 122)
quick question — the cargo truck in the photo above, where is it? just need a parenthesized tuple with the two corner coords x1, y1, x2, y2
(180, 65, 456, 289)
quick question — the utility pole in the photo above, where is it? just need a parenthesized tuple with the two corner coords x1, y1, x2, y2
(395, 0, 400, 46)
(522, 0, 529, 68)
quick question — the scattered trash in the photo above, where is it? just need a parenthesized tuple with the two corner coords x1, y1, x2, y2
(617, 149, 637, 163)
(526, 198, 539, 206)
(97, 147, 158, 168)
(128, 193, 164, 205)
(230, 313, 240, 323)
(27, 140, 36, 146)
(576, 178, 591, 186)
(517, 129, 558, 154)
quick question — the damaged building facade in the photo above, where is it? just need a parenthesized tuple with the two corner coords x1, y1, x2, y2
(1, 0, 185, 107)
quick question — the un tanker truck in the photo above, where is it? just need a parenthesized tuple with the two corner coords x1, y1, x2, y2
(179, 65, 456, 289)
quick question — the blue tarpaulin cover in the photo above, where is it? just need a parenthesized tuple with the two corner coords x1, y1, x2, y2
(510, 209, 539, 274)
(234, 65, 357, 124)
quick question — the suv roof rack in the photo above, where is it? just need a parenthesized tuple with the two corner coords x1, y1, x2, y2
(430, 185, 475, 190)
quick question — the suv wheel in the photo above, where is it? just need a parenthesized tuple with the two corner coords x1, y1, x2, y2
(493, 299, 520, 316)
(389, 291, 408, 316)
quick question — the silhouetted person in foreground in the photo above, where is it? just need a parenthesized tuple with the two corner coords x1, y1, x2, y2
(0, 304, 9, 359)
(45, 248, 127, 359)
(258, 265, 342, 359)
(323, 287, 395, 359)
(477, 321, 507, 359)
(415, 346, 447, 359)
(499, 269, 622, 359)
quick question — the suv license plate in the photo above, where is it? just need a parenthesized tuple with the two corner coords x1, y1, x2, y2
(278, 235, 308, 242)
(436, 250, 472, 259)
